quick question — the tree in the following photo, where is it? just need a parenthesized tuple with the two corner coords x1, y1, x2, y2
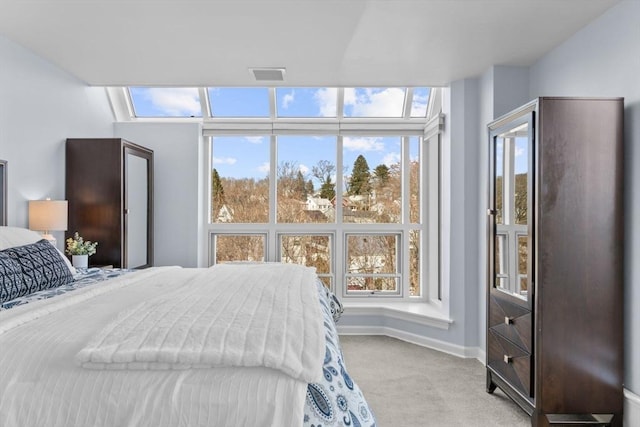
(349, 155, 371, 196)
(373, 164, 390, 187)
(312, 160, 336, 200)
(305, 179, 314, 197)
(319, 176, 336, 200)
(211, 168, 226, 210)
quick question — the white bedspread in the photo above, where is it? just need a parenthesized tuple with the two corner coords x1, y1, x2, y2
(76, 263, 324, 383)
(0, 265, 324, 427)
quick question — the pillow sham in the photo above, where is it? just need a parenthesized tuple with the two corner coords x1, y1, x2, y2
(0, 252, 24, 303)
(0, 226, 43, 250)
(2, 239, 74, 298)
(0, 226, 77, 275)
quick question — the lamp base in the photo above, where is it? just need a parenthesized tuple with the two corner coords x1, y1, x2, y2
(41, 233, 57, 247)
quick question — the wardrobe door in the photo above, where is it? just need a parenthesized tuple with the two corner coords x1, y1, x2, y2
(124, 147, 153, 268)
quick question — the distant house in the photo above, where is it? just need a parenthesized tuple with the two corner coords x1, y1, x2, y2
(306, 195, 332, 213)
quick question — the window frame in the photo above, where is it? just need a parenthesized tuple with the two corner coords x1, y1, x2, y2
(203, 124, 442, 303)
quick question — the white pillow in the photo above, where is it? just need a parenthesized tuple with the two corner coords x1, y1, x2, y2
(0, 226, 77, 275)
(0, 226, 42, 250)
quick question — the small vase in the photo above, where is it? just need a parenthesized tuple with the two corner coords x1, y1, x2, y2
(72, 255, 89, 269)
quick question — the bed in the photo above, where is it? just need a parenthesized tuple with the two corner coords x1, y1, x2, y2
(0, 227, 376, 427)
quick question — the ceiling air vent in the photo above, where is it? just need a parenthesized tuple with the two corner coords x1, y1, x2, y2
(249, 67, 286, 81)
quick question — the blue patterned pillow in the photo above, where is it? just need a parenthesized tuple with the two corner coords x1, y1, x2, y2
(2, 239, 73, 298)
(0, 252, 24, 303)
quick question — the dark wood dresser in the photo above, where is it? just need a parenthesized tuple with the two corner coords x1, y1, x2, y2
(486, 97, 624, 426)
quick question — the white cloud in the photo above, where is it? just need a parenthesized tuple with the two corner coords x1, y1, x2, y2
(299, 164, 309, 174)
(212, 156, 237, 165)
(147, 88, 200, 116)
(515, 146, 526, 157)
(314, 88, 337, 117)
(245, 136, 265, 144)
(281, 91, 295, 109)
(344, 87, 405, 117)
(257, 162, 270, 173)
(383, 152, 401, 166)
(343, 137, 384, 152)
(410, 90, 429, 116)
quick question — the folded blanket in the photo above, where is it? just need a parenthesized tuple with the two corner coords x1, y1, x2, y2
(76, 263, 325, 384)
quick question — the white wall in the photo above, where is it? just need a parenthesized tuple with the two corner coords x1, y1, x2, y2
(527, 0, 640, 408)
(114, 122, 203, 268)
(0, 35, 114, 247)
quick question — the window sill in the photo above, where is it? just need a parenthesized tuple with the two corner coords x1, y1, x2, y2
(341, 301, 453, 330)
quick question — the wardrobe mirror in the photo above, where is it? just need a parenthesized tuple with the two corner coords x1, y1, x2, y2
(492, 121, 531, 301)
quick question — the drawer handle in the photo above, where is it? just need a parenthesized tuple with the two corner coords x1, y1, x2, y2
(504, 316, 514, 325)
(503, 355, 513, 364)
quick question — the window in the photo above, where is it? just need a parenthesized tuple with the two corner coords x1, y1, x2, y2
(345, 233, 400, 294)
(211, 136, 270, 223)
(129, 87, 202, 117)
(211, 234, 266, 264)
(279, 234, 333, 288)
(208, 88, 270, 117)
(277, 136, 336, 224)
(113, 86, 442, 302)
(122, 86, 431, 120)
(410, 87, 430, 118)
(343, 88, 406, 118)
(275, 88, 337, 118)
(207, 131, 439, 301)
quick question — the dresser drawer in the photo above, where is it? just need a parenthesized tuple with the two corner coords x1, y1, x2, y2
(488, 329, 532, 397)
(488, 294, 532, 352)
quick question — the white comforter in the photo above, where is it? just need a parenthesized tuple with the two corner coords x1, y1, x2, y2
(77, 263, 324, 383)
(0, 265, 325, 427)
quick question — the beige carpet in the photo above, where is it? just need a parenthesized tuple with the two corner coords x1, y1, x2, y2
(339, 335, 530, 427)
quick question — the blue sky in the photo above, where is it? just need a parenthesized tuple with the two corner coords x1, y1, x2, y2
(212, 135, 420, 185)
(129, 86, 430, 118)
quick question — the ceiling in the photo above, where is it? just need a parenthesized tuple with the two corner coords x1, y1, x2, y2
(0, 0, 619, 87)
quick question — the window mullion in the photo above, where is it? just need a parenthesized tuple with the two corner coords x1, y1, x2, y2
(402, 137, 412, 298)
(336, 135, 345, 297)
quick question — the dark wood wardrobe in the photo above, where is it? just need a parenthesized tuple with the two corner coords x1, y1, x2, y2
(65, 138, 153, 269)
(486, 97, 624, 426)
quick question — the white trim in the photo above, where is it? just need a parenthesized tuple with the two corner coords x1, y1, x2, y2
(476, 348, 486, 365)
(106, 87, 131, 122)
(625, 388, 640, 427)
(337, 325, 480, 359)
(342, 302, 452, 330)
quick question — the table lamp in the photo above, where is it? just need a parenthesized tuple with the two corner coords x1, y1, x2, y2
(28, 199, 68, 246)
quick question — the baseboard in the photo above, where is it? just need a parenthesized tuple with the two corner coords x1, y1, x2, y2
(337, 324, 481, 359)
(476, 348, 486, 365)
(625, 388, 640, 426)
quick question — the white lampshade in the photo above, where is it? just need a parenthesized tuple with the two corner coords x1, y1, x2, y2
(28, 199, 68, 232)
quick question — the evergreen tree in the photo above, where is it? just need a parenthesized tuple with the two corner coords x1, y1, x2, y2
(305, 179, 315, 197)
(319, 177, 336, 200)
(373, 164, 390, 186)
(349, 155, 371, 196)
(312, 160, 336, 200)
(212, 168, 226, 208)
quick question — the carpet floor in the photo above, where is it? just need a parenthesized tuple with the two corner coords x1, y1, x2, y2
(339, 335, 530, 427)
